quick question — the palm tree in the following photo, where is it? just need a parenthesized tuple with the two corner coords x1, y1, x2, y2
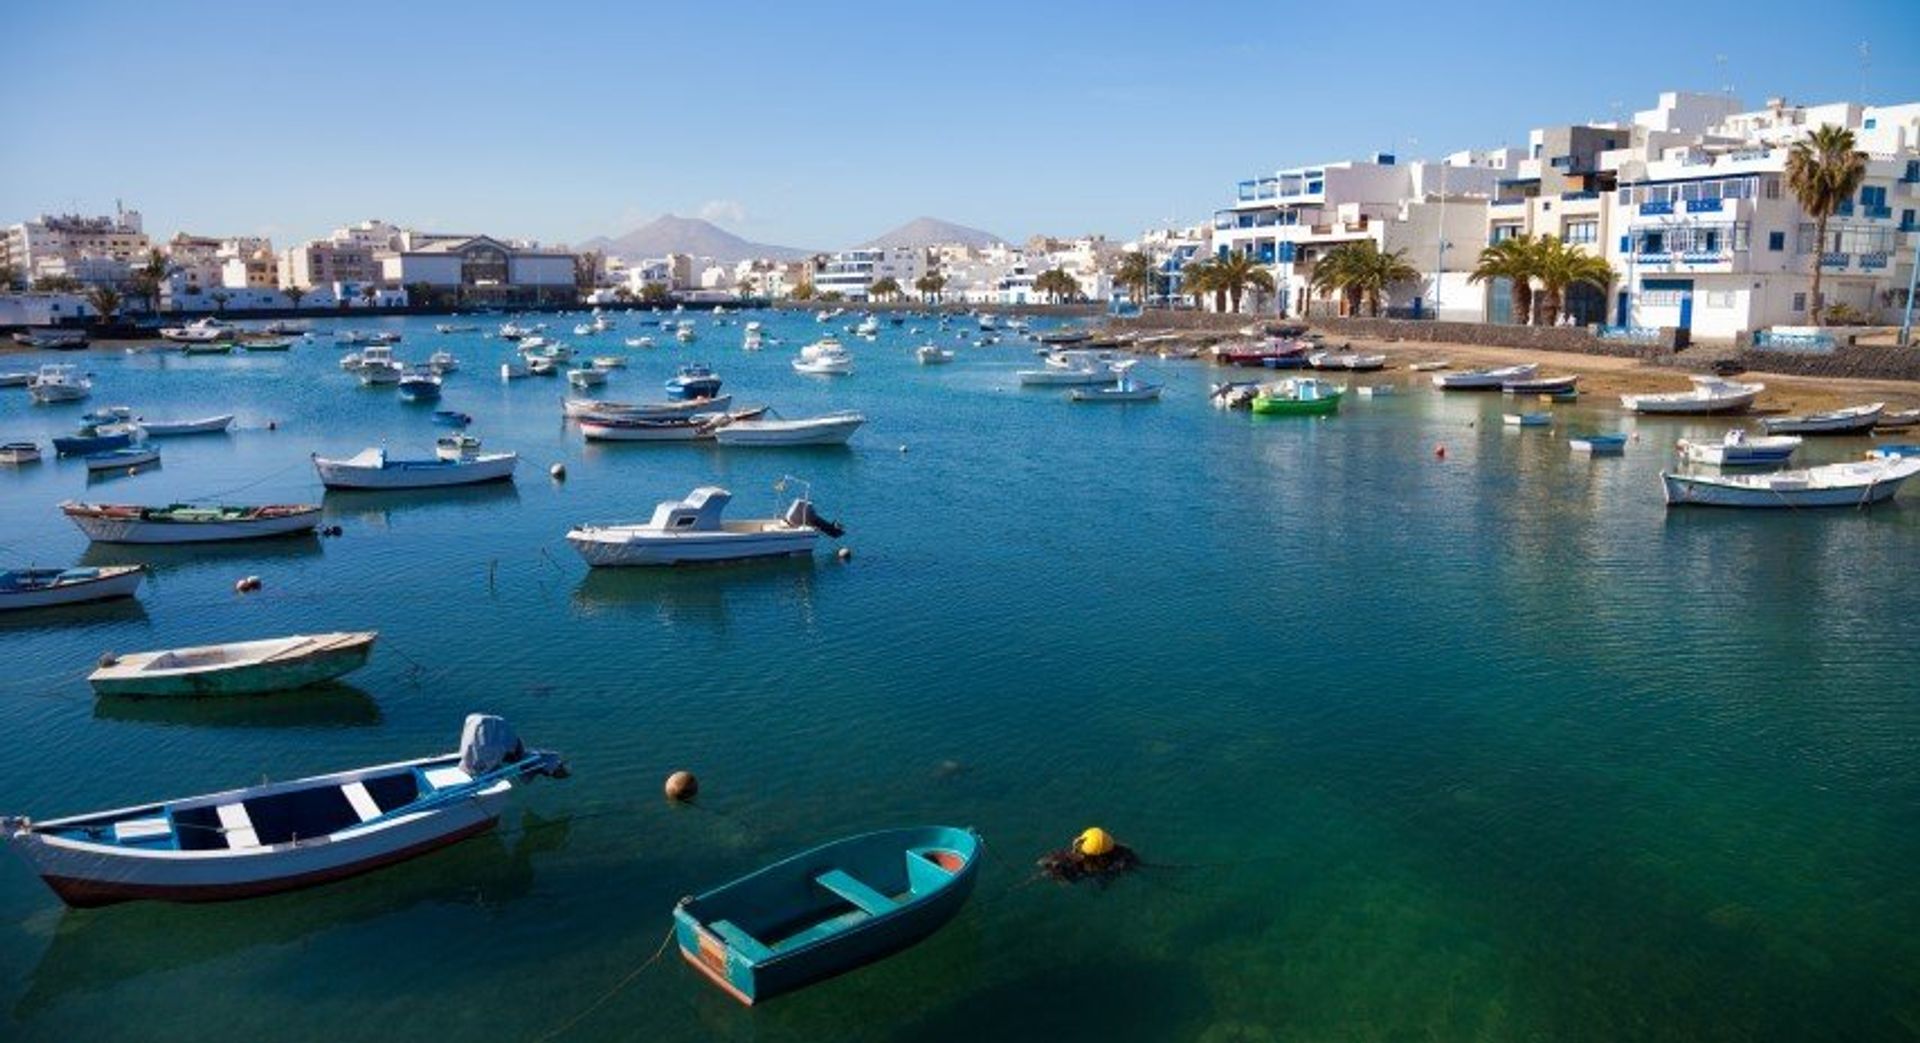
(1177, 259, 1215, 311)
(1034, 268, 1080, 304)
(1531, 236, 1616, 326)
(914, 272, 946, 304)
(131, 248, 167, 313)
(1208, 251, 1276, 314)
(868, 276, 902, 302)
(209, 290, 231, 313)
(85, 285, 121, 322)
(1786, 124, 1868, 325)
(1115, 251, 1155, 305)
(283, 284, 309, 310)
(1335, 242, 1418, 317)
(360, 285, 379, 309)
(1469, 235, 1540, 325)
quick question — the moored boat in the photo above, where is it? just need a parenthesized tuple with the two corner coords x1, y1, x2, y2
(1068, 360, 1162, 403)
(1502, 412, 1552, 427)
(0, 565, 144, 612)
(28, 364, 91, 404)
(0, 714, 566, 906)
(1503, 374, 1579, 395)
(0, 442, 42, 465)
(1661, 457, 1920, 508)
(61, 501, 322, 543)
(1251, 377, 1343, 416)
(89, 631, 378, 698)
(1432, 364, 1538, 390)
(433, 410, 472, 427)
(915, 345, 955, 365)
(578, 408, 762, 442)
(238, 338, 293, 352)
(567, 485, 841, 566)
(1620, 376, 1763, 415)
(139, 414, 234, 437)
(84, 447, 161, 473)
(665, 364, 721, 400)
(709, 411, 866, 446)
(793, 339, 854, 375)
(1875, 408, 1919, 431)
(397, 370, 443, 400)
(13, 329, 89, 350)
(52, 429, 133, 456)
(564, 395, 732, 420)
(1676, 429, 1801, 466)
(1308, 351, 1386, 371)
(673, 826, 981, 1005)
(181, 342, 235, 356)
(1758, 402, 1884, 436)
(1569, 433, 1627, 454)
(313, 447, 517, 489)
(158, 318, 233, 344)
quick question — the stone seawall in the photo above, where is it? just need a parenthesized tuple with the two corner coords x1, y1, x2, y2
(1310, 317, 1684, 359)
(1730, 345, 1920, 382)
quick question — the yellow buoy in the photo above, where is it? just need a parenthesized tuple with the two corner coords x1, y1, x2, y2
(1074, 827, 1115, 857)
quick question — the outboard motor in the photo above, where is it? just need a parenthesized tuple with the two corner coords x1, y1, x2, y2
(783, 498, 845, 539)
(459, 713, 525, 775)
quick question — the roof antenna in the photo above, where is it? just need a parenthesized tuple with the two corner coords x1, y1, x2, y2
(1858, 41, 1871, 103)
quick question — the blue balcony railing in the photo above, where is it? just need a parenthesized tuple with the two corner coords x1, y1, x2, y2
(1491, 198, 1526, 209)
(1834, 202, 1855, 217)
(1685, 198, 1725, 213)
(1680, 251, 1730, 264)
(1860, 252, 1890, 270)
(1639, 200, 1674, 216)
(1819, 252, 1850, 268)
(1561, 191, 1600, 201)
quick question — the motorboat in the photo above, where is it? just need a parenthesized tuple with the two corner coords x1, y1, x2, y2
(1432, 364, 1539, 390)
(84, 447, 161, 473)
(563, 395, 732, 420)
(1503, 374, 1579, 395)
(28, 364, 91, 404)
(744, 325, 764, 351)
(0, 714, 565, 906)
(1251, 377, 1343, 416)
(528, 355, 561, 376)
(0, 565, 144, 612)
(665, 364, 721, 400)
(1069, 360, 1162, 403)
(397, 370, 443, 400)
(916, 345, 955, 365)
(675, 321, 698, 344)
(52, 429, 133, 456)
(313, 446, 516, 489)
(334, 329, 399, 346)
(709, 411, 866, 446)
(1409, 360, 1450, 372)
(0, 442, 41, 465)
(568, 366, 610, 390)
(158, 318, 233, 344)
(1502, 412, 1552, 427)
(1676, 429, 1801, 466)
(1620, 376, 1763, 415)
(1662, 456, 1920, 508)
(1213, 340, 1308, 368)
(673, 826, 980, 1005)
(433, 410, 472, 428)
(566, 485, 841, 566)
(793, 338, 854, 375)
(854, 316, 880, 337)
(435, 323, 479, 334)
(1017, 353, 1115, 386)
(1569, 433, 1627, 454)
(498, 322, 536, 340)
(1759, 402, 1884, 436)
(60, 501, 322, 544)
(359, 360, 405, 386)
(238, 338, 293, 352)
(428, 350, 460, 374)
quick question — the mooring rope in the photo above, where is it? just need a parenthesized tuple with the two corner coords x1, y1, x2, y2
(530, 923, 678, 1043)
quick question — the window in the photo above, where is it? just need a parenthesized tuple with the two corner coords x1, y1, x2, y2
(1768, 231, 1785, 251)
(1862, 186, 1887, 208)
(1765, 178, 1780, 199)
(1564, 220, 1598, 244)
(1643, 232, 1664, 253)
(1792, 292, 1806, 312)
(1865, 118, 1877, 130)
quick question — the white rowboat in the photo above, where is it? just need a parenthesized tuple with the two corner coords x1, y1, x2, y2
(0, 566, 144, 612)
(61, 502, 322, 544)
(89, 631, 378, 698)
(312, 448, 517, 489)
(1662, 457, 1920, 508)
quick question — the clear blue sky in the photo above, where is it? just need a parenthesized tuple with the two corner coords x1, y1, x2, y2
(4, 0, 1912, 251)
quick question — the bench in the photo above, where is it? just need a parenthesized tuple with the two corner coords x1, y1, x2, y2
(814, 869, 895, 917)
(216, 803, 260, 849)
(709, 919, 774, 962)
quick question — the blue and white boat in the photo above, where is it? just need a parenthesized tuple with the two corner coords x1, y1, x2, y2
(1677, 429, 1800, 466)
(0, 565, 144, 612)
(1569, 433, 1627, 454)
(52, 430, 134, 456)
(432, 410, 473, 427)
(397, 370, 443, 401)
(664, 364, 721, 400)
(674, 826, 981, 1004)
(0, 715, 566, 907)
(311, 446, 517, 490)
(83, 447, 160, 473)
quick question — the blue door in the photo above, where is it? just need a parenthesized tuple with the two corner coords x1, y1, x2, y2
(1678, 292, 1693, 331)
(1616, 291, 1629, 326)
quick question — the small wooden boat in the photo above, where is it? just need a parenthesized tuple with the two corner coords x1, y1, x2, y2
(1662, 456, 1920, 508)
(182, 343, 234, 356)
(1569, 433, 1627, 454)
(1503, 374, 1579, 395)
(89, 631, 377, 697)
(1875, 408, 1919, 431)
(238, 338, 293, 352)
(1502, 412, 1552, 427)
(1433, 364, 1538, 390)
(1250, 377, 1342, 416)
(1759, 402, 1884, 436)
(674, 826, 981, 1005)
(579, 408, 764, 442)
(563, 395, 732, 420)
(312, 447, 517, 489)
(1408, 361, 1450, 372)
(0, 566, 143, 612)
(139, 414, 234, 437)
(84, 447, 161, 473)
(61, 501, 322, 544)
(710, 411, 867, 445)
(1677, 429, 1800, 466)
(1308, 351, 1387, 371)
(1, 714, 566, 906)
(1621, 376, 1762, 415)
(0, 442, 42, 465)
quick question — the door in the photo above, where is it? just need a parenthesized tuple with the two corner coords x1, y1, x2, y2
(1616, 291, 1629, 326)
(1678, 291, 1693, 331)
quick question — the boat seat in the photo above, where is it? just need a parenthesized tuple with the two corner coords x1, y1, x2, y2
(340, 781, 382, 823)
(422, 765, 472, 790)
(709, 919, 775, 962)
(216, 802, 260, 849)
(814, 869, 895, 916)
(114, 817, 172, 843)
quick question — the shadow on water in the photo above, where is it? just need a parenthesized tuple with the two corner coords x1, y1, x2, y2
(321, 480, 522, 526)
(569, 555, 816, 630)
(13, 811, 573, 1018)
(79, 534, 323, 573)
(91, 681, 383, 729)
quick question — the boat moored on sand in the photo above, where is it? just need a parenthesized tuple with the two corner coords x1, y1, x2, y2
(1620, 376, 1763, 415)
(1758, 402, 1884, 436)
(1432, 364, 1538, 390)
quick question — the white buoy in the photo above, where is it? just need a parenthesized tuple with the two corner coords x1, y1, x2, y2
(549, 463, 567, 480)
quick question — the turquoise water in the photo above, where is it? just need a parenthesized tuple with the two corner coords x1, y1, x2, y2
(1, 313, 1917, 1042)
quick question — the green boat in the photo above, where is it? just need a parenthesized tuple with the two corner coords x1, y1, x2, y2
(182, 343, 234, 356)
(674, 826, 981, 1004)
(239, 338, 294, 352)
(1250, 377, 1343, 416)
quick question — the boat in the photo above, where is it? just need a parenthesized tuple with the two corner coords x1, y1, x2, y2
(1569, 433, 1627, 454)
(1661, 456, 1920, 508)
(567, 485, 842, 566)
(625, 336, 656, 349)
(89, 631, 376, 697)
(1503, 374, 1579, 395)
(572, 323, 596, 337)
(675, 322, 698, 344)
(1676, 429, 1801, 466)
(743, 323, 764, 352)
(358, 361, 405, 386)
(1409, 360, 1450, 372)
(665, 364, 721, 400)
(1308, 351, 1387, 371)
(1038, 329, 1092, 346)
(182, 342, 234, 356)
(435, 434, 485, 460)
(498, 323, 536, 340)
(673, 826, 981, 1005)
(435, 323, 479, 334)
(335, 329, 399, 346)
(0, 442, 42, 465)
(84, 447, 161, 473)
(1758, 402, 1884, 436)
(1018, 352, 1117, 386)
(238, 338, 293, 352)
(1620, 376, 1763, 415)
(1502, 412, 1552, 427)
(710, 411, 866, 446)
(1876, 408, 1919, 431)
(1214, 340, 1308, 368)
(0, 371, 34, 388)
(568, 366, 609, 390)
(854, 316, 880, 337)
(1250, 377, 1343, 416)
(1069, 361, 1162, 403)
(60, 502, 322, 544)
(1432, 364, 1539, 390)
(0, 714, 566, 906)
(139, 414, 234, 437)
(158, 318, 233, 344)
(579, 409, 763, 442)
(1354, 385, 1394, 399)
(428, 350, 460, 374)
(312, 447, 516, 489)
(28, 364, 91, 404)
(916, 345, 954, 365)
(793, 339, 854, 376)
(1867, 445, 1920, 460)
(527, 355, 561, 376)
(0, 566, 143, 611)
(564, 395, 732, 420)
(590, 356, 627, 369)
(432, 410, 472, 428)
(397, 370, 443, 401)
(12, 329, 89, 350)
(52, 430, 134, 456)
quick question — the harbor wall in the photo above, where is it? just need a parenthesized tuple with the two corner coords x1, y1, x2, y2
(1727, 345, 1920, 382)
(1308, 317, 1684, 360)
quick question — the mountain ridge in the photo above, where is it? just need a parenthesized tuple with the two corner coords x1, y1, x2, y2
(577, 214, 814, 263)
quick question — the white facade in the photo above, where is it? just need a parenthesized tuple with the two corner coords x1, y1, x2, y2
(3, 208, 150, 286)
(814, 247, 927, 300)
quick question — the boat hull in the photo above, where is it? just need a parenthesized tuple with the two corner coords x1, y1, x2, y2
(1250, 395, 1340, 416)
(567, 528, 818, 566)
(141, 415, 235, 437)
(63, 505, 321, 544)
(712, 416, 864, 446)
(90, 637, 375, 698)
(314, 453, 517, 489)
(1662, 466, 1918, 508)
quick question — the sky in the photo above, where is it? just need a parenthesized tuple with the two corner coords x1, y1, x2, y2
(4, 0, 1914, 252)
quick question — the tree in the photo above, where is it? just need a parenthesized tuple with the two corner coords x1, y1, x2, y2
(1033, 268, 1080, 304)
(790, 280, 816, 302)
(869, 276, 901, 302)
(639, 282, 671, 304)
(915, 271, 947, 304)
(283, 284, 309, 310)
(613, 285, 635, 303)
(209, 290, 231, 313)
(0, 264, 20, 290)
(85, 285, 121, 322)
(573, 251, 604, 293)
(1208, 251, 1277, 313)
(1469, 234, 1540, 325)
(359, 285, 379, 309)
(1786, 124, 1868, 325)
(1115, 251, 1155, 305)
(818, 290, 846, 303)
(1531, 236, 1615, 326)
(130, 248, 168, 313)
(404, 281, 437, 308)
(1320, 241, 1418, 317)
(32, 275, 82, 293)
(1178, 259, 1217, 311)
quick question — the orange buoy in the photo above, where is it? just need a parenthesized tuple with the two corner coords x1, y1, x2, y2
(1434, 444, 1447, 459)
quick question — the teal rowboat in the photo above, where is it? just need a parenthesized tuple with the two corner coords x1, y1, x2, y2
(674, 825, 981, 1004)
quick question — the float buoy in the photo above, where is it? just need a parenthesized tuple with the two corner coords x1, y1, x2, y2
(836, 547, 852, 562)
(234, 575, 262, 593)
(268, 420, 277, 431)
(664, 771, 699, 801)
(1075, 827, 1115, 857)
(549, 463, 567, 480)
(1039, 826, 1140, 886)
(98, 652, 119, 669)
(1434, 444, 1447, 459)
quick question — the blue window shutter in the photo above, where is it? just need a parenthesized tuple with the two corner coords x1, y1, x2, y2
(1619, 235, 1630, 253)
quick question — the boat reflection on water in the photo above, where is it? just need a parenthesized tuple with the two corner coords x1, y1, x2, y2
(0, 596, 149, 633)
(79, 533, 323, 573)
(83, 459, 162, 485)
(321, 480, 522, 528)
(571, 554, 818, 630)
(91, 680, 382, 729)
(14, 811, 574, 1018)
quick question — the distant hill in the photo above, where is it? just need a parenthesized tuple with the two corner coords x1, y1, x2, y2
(859, 216, 1004, 250)
(578, 214, 814, 264)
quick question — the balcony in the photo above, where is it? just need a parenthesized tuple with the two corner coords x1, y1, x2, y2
(1860, 252, 1890, 270)
(1639, 200, 1674, 216)
(1819, 252, 1850, 269)
(1685, 198, 1725, 213)
(1560, 191, 1600, 201)
(1491, 198, 1526, 209)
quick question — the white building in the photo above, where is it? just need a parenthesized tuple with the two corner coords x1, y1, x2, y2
(377, 235, 575, 303)
(813, 247, 927, 300)
(2, 206, 150, 286)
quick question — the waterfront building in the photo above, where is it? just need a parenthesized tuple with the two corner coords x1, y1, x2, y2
(280, 240, 380, 289)
(2, 206, 150, 285)
(813, 247, 927, 300)
(220, 247, 280, 290)
(376, 235, 575, 304)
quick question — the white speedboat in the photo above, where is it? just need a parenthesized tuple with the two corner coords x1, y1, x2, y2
(590, 356, 627, 369)
(527, 356, 561, 376)
(435, 433, 484, 460)
(743, 325, 764, 351)
(1677, 429, 1801, 466)
(61, 501, 322, 544)
(158, 318, 233, 344)
(568, 366, 609, 390)
(359, 361, 405, 386)
(1662, 456, 1920, 508)
(1432, 364, 1538, 390)
(793, 338, 854, 375)
(854, 317, 880, 337)
(1621, 376, 1763, 415)
(312, 447, 517, 489)
(1759, 402, 1884, 436)
(566, 486, 841, 566)
(0, 565, 144, 612)
(0, 714, 565, 906)
(917, 345, 955, 365)
(28, 364, 92, 404)
(710, 411, 866, 446)
(675, 322, 698, 344)
(428, 350, 460, 374)
(1069, 361, 1162, 403)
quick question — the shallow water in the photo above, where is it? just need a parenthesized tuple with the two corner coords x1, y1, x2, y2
(1, 312, 1916, 1041)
